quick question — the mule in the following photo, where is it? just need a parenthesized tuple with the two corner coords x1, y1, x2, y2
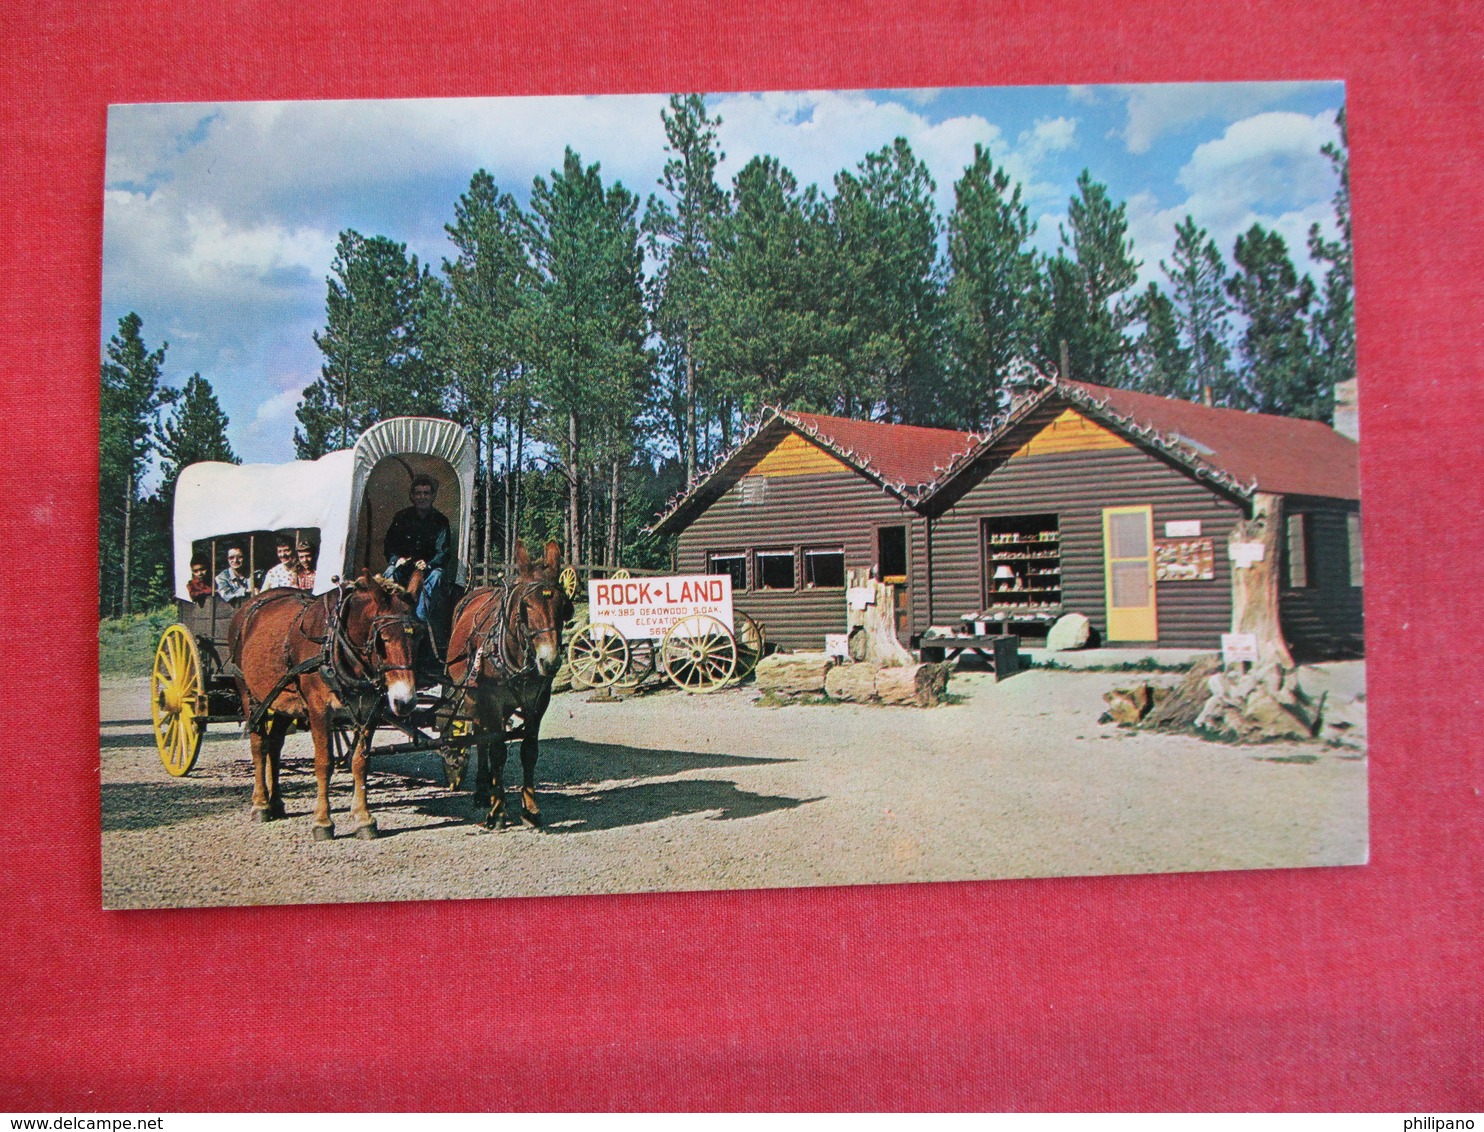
(443, 540, 571, 829)
(227, 571, 423, 840)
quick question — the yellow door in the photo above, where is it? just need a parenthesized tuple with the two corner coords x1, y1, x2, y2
(1103, 506, 1157, 641)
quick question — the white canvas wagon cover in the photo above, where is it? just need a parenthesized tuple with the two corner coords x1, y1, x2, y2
(172, 417, 476, 599)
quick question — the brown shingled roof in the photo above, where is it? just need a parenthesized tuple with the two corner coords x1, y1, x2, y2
(1056, 380, 1360, 500)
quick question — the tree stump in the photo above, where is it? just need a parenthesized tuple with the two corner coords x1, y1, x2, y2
(1194, 493, 1322, 741)
(874, 662, 950, 707)
(755, 653, 837, 698)
(845, 567, 914, 667)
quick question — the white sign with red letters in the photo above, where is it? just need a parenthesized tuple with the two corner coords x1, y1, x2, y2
(588, 575, 734, 641)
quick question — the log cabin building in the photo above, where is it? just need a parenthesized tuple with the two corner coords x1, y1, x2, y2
(650, 379, 1363, 660)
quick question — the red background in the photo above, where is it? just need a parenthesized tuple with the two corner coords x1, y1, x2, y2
(2, 0, 1480, 1111)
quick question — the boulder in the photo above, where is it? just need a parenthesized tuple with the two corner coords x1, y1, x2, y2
(874, 662, 951, 707)
(1045, 612, 1091, 652)
(756, 653, 837, 698)
(1103, 683, 1152, 725)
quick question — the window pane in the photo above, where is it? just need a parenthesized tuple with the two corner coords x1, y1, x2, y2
(1109, 512, 1148, 559)
(1286, 513, 1309, 588)
(1347, 513, 1363, 587)
(756, 551, 795, 590)
(707, 553, 747, 590)
(1110, 561, 1150, 608)
(804, 549, 845, 588)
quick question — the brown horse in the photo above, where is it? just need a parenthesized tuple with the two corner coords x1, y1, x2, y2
(444, 540, 572, 829)
(228, 571, 423, 840)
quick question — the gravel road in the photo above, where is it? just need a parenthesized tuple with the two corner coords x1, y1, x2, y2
(100, 663, 1367, 909)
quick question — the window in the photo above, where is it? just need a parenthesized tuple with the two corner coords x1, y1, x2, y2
(738, 476, 766, 506)
(803, 548, 845, 589)
(707, 551, 747, 591)
(877, 525, 907, 582)
(1347, 513, 1363, 587)
(755, 550, 795, 590)
(983, 514, 1062, 610)
(1286, 512, 1311, 588)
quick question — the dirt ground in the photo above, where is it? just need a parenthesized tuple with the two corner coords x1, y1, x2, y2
(99, 661, 1368, 909)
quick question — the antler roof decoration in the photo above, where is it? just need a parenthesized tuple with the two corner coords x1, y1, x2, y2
(649, 375, 1357, 534)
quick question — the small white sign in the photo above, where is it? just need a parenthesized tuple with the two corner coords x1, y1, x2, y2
(1221, 632, 1260, 664)
(824, 633, 850, 659)
(1165, 520, 1202, 537)
(588, 574, 733, 641)
(846, 586, 877, 610)
(1228, 541, 1266, 568)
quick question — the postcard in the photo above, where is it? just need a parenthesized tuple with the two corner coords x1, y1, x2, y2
(99, 84, 1365, 909)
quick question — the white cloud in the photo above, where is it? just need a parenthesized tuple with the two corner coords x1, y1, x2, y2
(1115, 82, 1329, 154)
(1127, 110, 1343, 289)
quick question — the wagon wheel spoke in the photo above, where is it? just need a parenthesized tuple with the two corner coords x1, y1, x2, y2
(660, 616, 736, 693)
(567, 623, 629, 690)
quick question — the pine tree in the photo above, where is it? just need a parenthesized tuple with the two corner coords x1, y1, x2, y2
(944, 143, 1039, 428)
(1308, 106, 1354, 409)
(829, 137, 943, 422)
(1161, 216, 1236, 404)
(100, 312, 168, 616)
(1039, 170, 1140, 388)
(157, 372, 237, 503)
(296, 231, 440, 457)
(439, 171, 537, 565)
(642, 94, 727, 482)
(527, 149, 650, 560)
(1128, 284, 1190, 397)
(698, 156, 842, 422)
(1227, 224, 1325, 419)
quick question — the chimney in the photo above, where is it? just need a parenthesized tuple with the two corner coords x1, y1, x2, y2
(1333, 377, 1360, 441)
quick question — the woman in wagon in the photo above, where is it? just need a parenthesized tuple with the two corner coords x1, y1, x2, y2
(383, 473, 449, 626)
(213, 545, 255, 604)
(260, 535, 300, 590)
(293, 541, 317, 590)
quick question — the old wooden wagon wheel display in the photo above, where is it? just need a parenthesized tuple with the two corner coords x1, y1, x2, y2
(660, 614, 737, 692)
(567, 623, 630, 689)
(733, 611, 766, 681)
(151, 623, 207, 777)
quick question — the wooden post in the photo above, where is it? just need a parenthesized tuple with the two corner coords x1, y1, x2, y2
(845, 567, 914, 667)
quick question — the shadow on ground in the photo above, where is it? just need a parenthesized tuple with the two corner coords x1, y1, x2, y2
(413, 738, 815, 834)
(101, 781, 251, 831)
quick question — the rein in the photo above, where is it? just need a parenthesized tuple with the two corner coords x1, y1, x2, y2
(235, 585, 422, 733)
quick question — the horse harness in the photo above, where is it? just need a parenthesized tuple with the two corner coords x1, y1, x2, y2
(440, 579, 560, 722)
(231, 587, 424, 733)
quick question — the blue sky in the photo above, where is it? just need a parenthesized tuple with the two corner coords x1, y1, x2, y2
(102, 82, 1345, 466)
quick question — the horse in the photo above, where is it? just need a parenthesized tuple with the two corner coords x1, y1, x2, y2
(227, 571, 424, 841)
(442, 540, 572, 829)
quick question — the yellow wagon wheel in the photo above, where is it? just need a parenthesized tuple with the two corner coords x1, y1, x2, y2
(733, 611, 767, 682)
(567, 623, 630, 690)
(610, 568, 631, 580)
(558, 565, 579, 599)
(150, 624, 207, 777)
(660, 614, 737, 693)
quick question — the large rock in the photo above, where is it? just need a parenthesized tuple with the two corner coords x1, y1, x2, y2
(1045, 613, 1091, 652)
(874, 662, 950, 707)
(756, 653, 837, 699)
